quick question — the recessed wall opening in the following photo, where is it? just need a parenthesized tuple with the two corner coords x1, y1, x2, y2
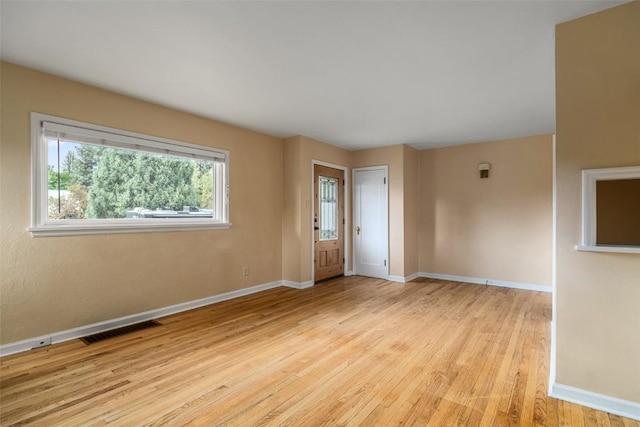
(579, 166, 640, 253)
(596, 178, 640, 246)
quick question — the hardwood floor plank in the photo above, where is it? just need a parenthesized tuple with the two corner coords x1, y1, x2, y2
(1, 277, 638, 426)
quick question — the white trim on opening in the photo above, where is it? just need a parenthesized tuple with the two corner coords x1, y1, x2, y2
(579, 165, 640, 253)
(29, 112, 230, 237)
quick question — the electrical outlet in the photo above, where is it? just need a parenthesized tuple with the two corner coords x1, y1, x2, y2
(242, 267, 250, 277)
(32, 337, 51, 349)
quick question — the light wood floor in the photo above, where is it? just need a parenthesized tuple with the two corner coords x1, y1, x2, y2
(1, 276, 638, 426)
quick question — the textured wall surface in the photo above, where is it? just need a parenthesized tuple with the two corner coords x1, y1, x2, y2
(0, 62, 283, 344)
(419, 135, 553, 286)
(555, 1, 640, 402)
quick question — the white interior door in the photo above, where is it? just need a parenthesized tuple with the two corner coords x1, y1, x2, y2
(353, 167, 388, 279)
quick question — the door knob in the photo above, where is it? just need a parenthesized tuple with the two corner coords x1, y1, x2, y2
(355, 226, 361, 235)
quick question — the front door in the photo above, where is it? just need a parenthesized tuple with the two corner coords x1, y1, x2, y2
(354, 167, 388, 279)
(314, 165, 344, 282)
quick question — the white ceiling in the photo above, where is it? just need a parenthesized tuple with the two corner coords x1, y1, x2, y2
(0, 1, 625, 150)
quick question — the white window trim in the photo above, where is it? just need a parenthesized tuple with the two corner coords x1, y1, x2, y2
(577, 165, 640, 254)
(29, 113, 230, 237)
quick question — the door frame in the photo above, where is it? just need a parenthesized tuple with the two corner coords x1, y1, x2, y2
(352, 165, 389, 278)
(311, 160, 350, 283)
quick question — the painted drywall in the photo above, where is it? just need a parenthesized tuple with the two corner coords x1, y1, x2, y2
(1, 62, 556, 347)
(555, 1, 640, 402)
(419, 135, 553, 287)
(282, 137, 303, 282)
(403, 145, 420, 277)
(0, 62, 284, 344)
(285, 141, 420, 282)
(282, 135, 351, 284)
(352, 145, 405, 277)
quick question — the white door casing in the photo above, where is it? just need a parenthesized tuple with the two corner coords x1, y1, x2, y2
(353, 167, 389, 279)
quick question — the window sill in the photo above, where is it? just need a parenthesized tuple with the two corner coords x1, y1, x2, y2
(575, 245, 640, 254)
(28, 222, 231, 237)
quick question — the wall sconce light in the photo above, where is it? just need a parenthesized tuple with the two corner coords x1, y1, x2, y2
(478, 162, 491, 179)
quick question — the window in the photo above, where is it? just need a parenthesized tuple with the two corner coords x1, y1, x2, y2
(318, 176, 339, 241)
(30, 113, 229, 237)
(578, 166, 640, 254)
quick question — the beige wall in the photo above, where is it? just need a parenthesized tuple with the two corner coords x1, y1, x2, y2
(0, 62, 555, 347)
(419, 135, 553, 287)
(282, 137, 303, 282)
(331, 136, 550, 284)
(555, 1, 640, 402)
(285, 141, 420, 282)
(403, 145, 420, 276)
(282, 135, 351, 283)
(0, 62, 284, 344)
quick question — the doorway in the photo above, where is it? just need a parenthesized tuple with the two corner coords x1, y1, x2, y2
(314, 164, 345, 282)
(353, 166, 389, 279)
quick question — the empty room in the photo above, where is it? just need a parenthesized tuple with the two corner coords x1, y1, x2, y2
(0, 1, 638, 425)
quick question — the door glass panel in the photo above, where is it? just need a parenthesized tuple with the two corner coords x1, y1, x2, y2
(319, 176, 339, 241)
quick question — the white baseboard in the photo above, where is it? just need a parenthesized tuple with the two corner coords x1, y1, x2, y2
(282, 280, 314, 289)
(405, 272, 420, 282)
(387, 273, 420, 283)
(419, 272, 551, 293)
(0, 280, 285, 358)
(550, 383, 640, 421)
(345, 270, 356, 277)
